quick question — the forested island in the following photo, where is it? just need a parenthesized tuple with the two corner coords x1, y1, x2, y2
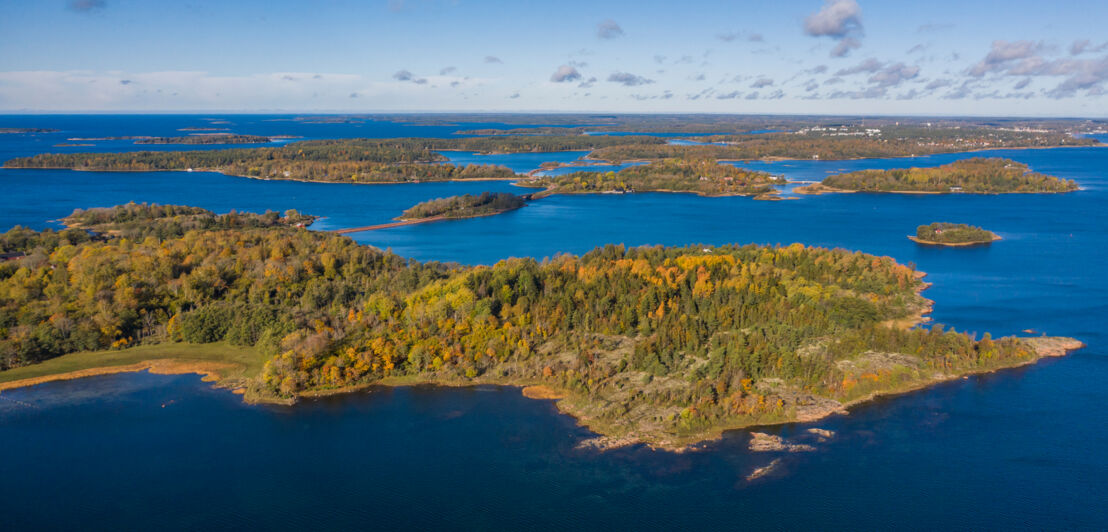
(910, 223, 1000, 246)
(134, 135, 273, 145)
(4, 123, 1099, 188)
(3, 136, 669, 184)
(0, 128, 59, 134)
(523, 159, 780, 197)
(796, 158, 1079, 194)
(399, 192, 527, 220)
(0, 203, 1081, 449)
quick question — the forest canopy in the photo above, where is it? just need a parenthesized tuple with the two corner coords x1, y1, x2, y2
(0, 203, 1068, 447)
(523, 159, 779, 197)
(820, 158, 1079, 193)
(399, 192, 527, 220)
(912, 223, 999, 245)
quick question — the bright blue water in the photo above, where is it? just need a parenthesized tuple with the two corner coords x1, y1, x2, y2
(0, 168, 524, 232)
(1, 116, 1106, 530)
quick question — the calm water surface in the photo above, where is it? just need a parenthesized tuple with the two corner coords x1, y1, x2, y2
(0, 116, 1105, 530)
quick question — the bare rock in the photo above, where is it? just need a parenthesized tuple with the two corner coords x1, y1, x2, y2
(748, 432, 816, 452)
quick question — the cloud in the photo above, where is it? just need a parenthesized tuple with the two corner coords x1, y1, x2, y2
(916, 23, 953, 33)
(717, 31, 764, 43)
(1014, 77, 1032, 89)
(119, 79, 133, 85)
(750, 78, 774, 88)
(439, 66, 457, 75)
(484, 56, 503, 64)
(597, 19, 624, 39)
(907, 44, 927, 55)
(550, 65, 582, 82)
(579, 76, 597, 88)
(393, 70, 427, 84)
(716, 91, 742, 99)
(803, 0, 863, 57)
(509, 92, 520, 99)
(868, 63, 919, 87)
(68, 0, 106, 12)
(968, 40, 1044, 77)
(966, 40, 1108, 97)
(1070, 39, 1108, 56)
(607, 72, 654, 87)
(830, 37, 862, 58)
(835, 58, 883, 76)
(349, 92, 359, 98)
(689, 73, 707, 81)
(925, 78, 953, 90)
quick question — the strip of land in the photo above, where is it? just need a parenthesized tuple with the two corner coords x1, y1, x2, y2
(0, 203, 1085, 451)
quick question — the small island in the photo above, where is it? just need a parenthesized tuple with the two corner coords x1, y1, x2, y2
(134, 134, 273, 145)
(910, 222, 1000, 246)
(522, 158, 781, 197)
(0, 203, 1083, 451)
(0, 127, 59, 134)
(796, 158, 1079, 194)
(399, 192, 528, 220)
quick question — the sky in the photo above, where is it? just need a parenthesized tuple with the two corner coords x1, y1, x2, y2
(1, 0, 1106, 116)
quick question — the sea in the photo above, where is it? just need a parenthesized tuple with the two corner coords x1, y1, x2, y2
(0, 115, 1105, 530)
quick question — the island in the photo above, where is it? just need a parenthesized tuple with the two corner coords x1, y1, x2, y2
(796, 158, 1079, 194)
(2, 136, 663, 184)
(5, 124, 1098, 188)
(522, 158, 781, 197)
(399, 192, 527, 221)
(910, 223, 1001, 246)
(0, 203, 1082, 450)
(134, 134, 273, 145)
(0, 128, 59, 134)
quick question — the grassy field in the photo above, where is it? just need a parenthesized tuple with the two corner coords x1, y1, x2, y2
(0, 342, 264, 387)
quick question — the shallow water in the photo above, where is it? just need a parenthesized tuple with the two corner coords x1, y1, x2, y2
(0, 116, 1106, 529)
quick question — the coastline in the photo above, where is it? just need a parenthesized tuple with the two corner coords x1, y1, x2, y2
(908, 234, 1002, 246)
(795, 182, 1076, 196)
(0, 359, 237, 393)
(0, 335, 1083, 452)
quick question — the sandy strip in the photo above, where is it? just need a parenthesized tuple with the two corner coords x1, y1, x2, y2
(0, 360, 237, 392)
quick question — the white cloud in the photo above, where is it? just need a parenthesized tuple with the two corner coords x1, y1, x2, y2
(550, 65, 582, 83)
(597, 19, 624, 39)
(607, 72, 654, 87)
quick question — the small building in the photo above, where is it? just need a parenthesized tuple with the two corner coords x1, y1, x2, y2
(950, 186, 963, 192)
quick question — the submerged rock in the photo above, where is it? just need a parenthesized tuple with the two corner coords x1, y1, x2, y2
(745, 458, 783, 482)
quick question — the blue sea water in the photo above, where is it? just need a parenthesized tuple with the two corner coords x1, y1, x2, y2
(0, 116, 1106, 530)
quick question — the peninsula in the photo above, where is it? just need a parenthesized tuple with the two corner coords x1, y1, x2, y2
(399, 191, 527, 220)
(0, 203, 1082, 450)
(797, 158, 1078, 194)
(910, 222, 1001, 246)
